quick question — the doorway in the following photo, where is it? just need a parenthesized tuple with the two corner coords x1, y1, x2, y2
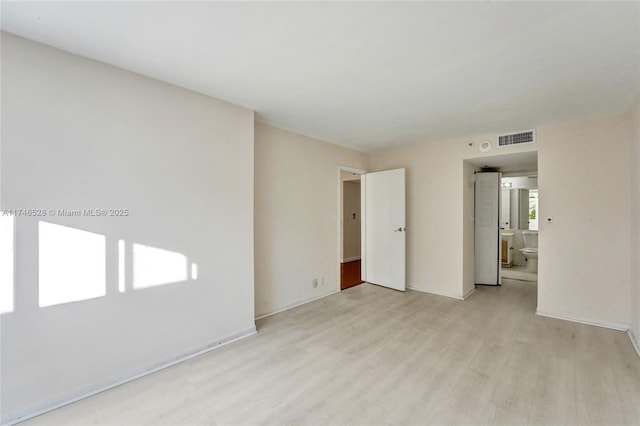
(500, 173, 539, 283)
(465, 151, 539, 307)
(339, 169, 363, 290)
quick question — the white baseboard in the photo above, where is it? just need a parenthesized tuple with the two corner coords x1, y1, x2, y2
(407, 284, 471, 301)
(535, 310, 629, 332)
(255, 289, 340, 320)
(462, 287, 476, 300)
(342, 256, 361, 263)
(628, 329, 640, 358)
(2, 326, 257, 426)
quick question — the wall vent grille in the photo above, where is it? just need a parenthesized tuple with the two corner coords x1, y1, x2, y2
(497, 130, 535, 147)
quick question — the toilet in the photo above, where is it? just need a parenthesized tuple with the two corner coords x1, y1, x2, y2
(519, 231, 538, 273)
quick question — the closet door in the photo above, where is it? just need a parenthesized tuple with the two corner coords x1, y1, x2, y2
(475, 172, 500, 285)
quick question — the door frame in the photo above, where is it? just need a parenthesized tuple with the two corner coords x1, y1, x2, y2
(337, 166, 367, 290)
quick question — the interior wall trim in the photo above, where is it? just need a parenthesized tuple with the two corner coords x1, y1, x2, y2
(1, 326, 257, 426)
(255, 289, 340, 320)
(536, 309, 629, 332)
(628, 330, 640, 358)
(407, 284, 474, 301)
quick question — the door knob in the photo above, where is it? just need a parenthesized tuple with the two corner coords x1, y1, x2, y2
(394, 227, 406, 232)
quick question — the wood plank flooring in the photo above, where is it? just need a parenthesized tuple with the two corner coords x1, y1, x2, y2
(22, 280, 640, 425)
(340, 259, 363, 290)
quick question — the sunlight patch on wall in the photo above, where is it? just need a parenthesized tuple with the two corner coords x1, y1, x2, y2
(191, 263, 198, 280)
(118, 239, 125, 292)
(133, 243, 188, 289)
(0, 216, 15, 314)
(39, 222, 106, 307)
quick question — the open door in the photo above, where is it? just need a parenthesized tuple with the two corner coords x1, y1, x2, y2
(361, 168, 406, 291)
(475, 172, 501, 285)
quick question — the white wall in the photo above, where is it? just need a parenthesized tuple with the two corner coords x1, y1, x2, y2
(254, 123, 368, 318)
(370, 113, 634, 332)
(370, 135, 536, 299)
(462, 160, 476, 297)
(537, 114, 632, 328)
(0, 33, 256, 423)
(630, 100, 640, 348)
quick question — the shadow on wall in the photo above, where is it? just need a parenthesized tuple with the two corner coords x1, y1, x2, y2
(0, 216, 198, 313)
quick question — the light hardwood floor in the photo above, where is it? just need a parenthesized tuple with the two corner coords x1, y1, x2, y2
(22, 280, 640, 425)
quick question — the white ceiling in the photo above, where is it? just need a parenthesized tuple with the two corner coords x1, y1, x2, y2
(2, 1, 639, 152)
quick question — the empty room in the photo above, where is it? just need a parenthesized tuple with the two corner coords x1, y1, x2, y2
(1, 2, 639, 425)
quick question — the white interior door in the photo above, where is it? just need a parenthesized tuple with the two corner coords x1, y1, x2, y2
(361, 168, 406, 291)
(475, 172, 500, 285)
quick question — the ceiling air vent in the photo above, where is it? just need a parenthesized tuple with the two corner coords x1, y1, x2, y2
(497, 129, 536, 148)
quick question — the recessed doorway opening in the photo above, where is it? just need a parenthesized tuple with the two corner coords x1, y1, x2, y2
(339, 168, 364, 290)
(464, 150, 539, 308)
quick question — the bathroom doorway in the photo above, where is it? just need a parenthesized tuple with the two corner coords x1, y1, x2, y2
(339, 169, 364, 290)
(499, 173, 539, 283)
(465, 151, 539, 308)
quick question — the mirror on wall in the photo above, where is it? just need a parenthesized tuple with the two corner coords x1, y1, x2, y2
(500, 176, 538, 231)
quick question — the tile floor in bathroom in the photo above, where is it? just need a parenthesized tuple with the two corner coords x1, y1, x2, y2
(501, 265, 537, 282)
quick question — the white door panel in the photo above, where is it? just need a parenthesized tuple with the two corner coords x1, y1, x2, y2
(362, 168, 406, 291)
(475, 172, 500, 285)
